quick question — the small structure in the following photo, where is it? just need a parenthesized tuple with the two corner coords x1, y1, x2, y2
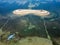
(7, 34, 15, 40)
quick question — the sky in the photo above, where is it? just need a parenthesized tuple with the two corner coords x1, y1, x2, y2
(0, 0, 60, 15)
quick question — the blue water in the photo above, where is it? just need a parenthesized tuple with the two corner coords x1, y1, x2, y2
(0, 0, 60, 15)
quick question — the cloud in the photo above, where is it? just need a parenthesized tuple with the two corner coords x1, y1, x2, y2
(16, 0, 28, 5)
(0, 0, 28, 5)
(28, 3, 39, 8)
(0, 0, 14, 4)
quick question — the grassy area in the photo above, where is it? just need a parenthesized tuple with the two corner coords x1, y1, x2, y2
(0, 28, 53, 45)
(0, 37, 53, 45)
(53, 38, 60, 45)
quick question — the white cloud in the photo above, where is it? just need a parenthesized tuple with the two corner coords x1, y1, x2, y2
(28, 3, 39, 8)
(15, 0, 28, 5)
(16, 0, 28, 5)
(28, 3, 36, 8)
(35, 3, 40, 6)
(0, 0, 15, 4)
(0, 0, 28, 5)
